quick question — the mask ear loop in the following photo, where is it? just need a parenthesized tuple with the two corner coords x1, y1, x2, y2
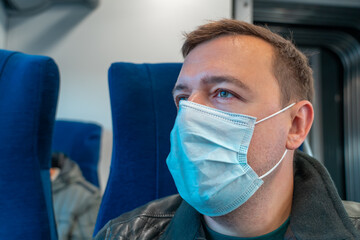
(259, 149, 288, 179)
(255, 103, 295, 125)
(255, 103, 295, 179)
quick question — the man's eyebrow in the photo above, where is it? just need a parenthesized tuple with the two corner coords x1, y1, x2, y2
(202, 75, 251, 92)
(172, 75, 251, 96)
(172, 84, 189, 96)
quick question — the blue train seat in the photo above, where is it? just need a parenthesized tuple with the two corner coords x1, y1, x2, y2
(0, 50, 59, 239)
(52, 120, 102, 187)
(94, 62, 182, 235)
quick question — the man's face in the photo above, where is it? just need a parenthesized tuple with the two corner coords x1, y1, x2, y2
(173, 35, 292, 177)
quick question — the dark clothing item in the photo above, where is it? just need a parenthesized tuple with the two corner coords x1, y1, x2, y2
(204, 218, 289, 240)
(95, 151, 360, 239)
(52, 158, 101, 240)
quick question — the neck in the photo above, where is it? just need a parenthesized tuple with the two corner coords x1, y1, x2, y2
(204, 153, 294, 237)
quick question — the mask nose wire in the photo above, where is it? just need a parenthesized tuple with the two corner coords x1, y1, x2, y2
(255, 103, 295, 125)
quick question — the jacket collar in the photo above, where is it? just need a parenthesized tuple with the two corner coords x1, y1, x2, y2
(160, 200, 204, 240)
(286, 150, 359, 239)
(161, 151, 359, 240)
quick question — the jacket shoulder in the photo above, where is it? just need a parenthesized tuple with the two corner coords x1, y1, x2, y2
(343, 200, 360, 231)
(74, 179, 101, 196)
(94, 194, 182, 240)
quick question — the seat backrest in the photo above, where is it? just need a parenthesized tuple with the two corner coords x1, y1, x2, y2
(52, 120, 102, 187)
(0, 50, 59, 240)
(94, 62, 181, 235)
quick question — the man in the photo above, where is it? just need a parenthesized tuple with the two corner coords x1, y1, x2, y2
(95, 19, 360, 239)
(51, 152, 101, 240)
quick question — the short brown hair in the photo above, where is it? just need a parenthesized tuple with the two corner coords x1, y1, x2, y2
(182, 19, 314, 105)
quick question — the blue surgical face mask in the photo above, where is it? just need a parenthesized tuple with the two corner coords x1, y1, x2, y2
(166, 101, 295, 217)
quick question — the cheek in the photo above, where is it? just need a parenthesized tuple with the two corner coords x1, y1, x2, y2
(246, 122, 288, 173)
(246, 127, 265, 169)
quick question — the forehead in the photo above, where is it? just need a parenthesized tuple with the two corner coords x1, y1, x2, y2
(176, 35, 280, 103)
(181, 35, 275, 77)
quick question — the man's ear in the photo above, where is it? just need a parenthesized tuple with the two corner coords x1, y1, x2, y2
(286, 100, 314, 150)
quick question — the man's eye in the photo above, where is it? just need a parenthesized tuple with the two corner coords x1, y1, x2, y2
(217, 90, 233, 98)
(178, 96, 188, 101)
(175, 96, 188, 107)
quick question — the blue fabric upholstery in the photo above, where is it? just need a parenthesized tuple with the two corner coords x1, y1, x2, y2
(94, 62, 182, 235)
(52, 120, 102, 187)
(0, 50, 59, 240)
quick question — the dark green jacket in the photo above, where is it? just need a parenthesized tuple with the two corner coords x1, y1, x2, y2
(95, 151, 360, 239)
